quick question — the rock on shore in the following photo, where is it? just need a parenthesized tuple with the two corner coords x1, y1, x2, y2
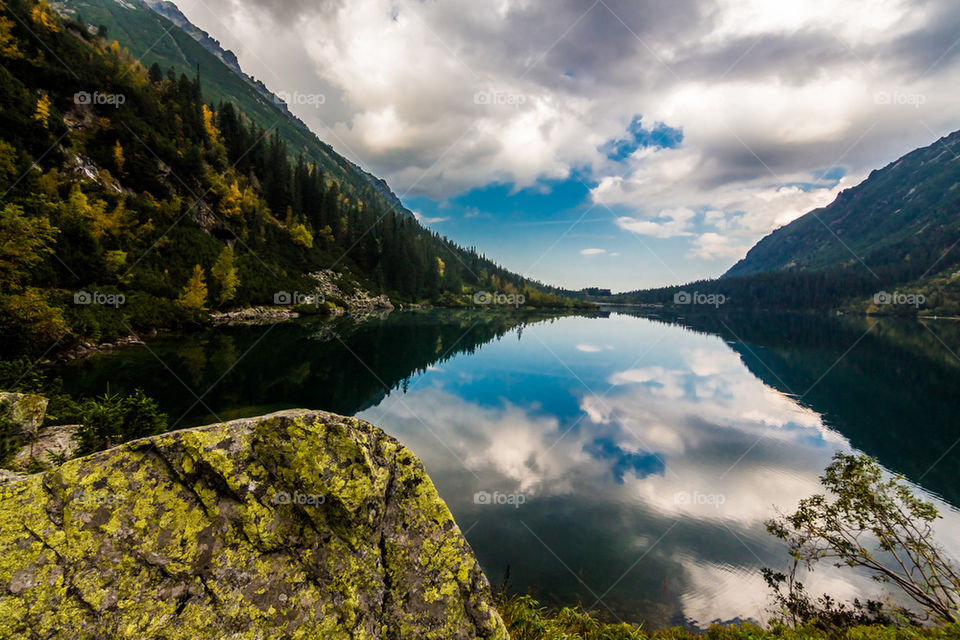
(0, 410, 507, 639)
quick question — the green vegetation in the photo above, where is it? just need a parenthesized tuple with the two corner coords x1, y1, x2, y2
(496, 593, 960, 639)
(767, 454, 959, 625)
(0, 0, 581, 360)
(611, 270, 883, 311)
(0, 355, 164, 467)
(74, 388, 167, 454)
(0, 356, 79, 427)
(725, 131, 960, 281)
(57, 0, 371, 188)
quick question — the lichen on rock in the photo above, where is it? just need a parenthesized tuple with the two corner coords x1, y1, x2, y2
(0, 410, 507, 639)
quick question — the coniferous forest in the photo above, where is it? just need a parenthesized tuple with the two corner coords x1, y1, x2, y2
(0, 0, 581, 358)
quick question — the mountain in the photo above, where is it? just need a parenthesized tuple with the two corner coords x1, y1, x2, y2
(142, 0, 246, 76)
(0, 0, 581, 357)
(53, 0, 398, 201)
(725, 130, 960, 280)
(606, 130, 960, 314)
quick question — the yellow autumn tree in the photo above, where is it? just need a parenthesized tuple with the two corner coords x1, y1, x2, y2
(64, 184, 123, 240)
(316, 225, 335, 246)
(210, 245, 239, 304)
(240, 187, 259, 216)
(289, 223, 313, 248)
(30, 2, 59, 32)
(35, 168, 60, 199)
(178, 264, 208, 311)
(92, 197, 131, 239)
(218, 180, 242, 218)
(201, 104, 221, 141)
(33, 95, 52, 128)
(0, 17, 23, 59)
(113, 140, 125, 175)
(104, 250, 127, 275)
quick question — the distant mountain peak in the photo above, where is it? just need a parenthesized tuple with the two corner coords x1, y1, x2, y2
(140, 0, 297, 118)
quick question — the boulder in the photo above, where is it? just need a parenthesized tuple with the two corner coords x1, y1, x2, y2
(0, 391, 48, 438)
(11, 424, 79, 470)
(0, 410, 507, 639)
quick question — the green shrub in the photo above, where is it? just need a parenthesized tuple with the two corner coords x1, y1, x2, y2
(0, 401, 17, 467)
(75, 389, 167, 454)
(493, 593, 960, 639)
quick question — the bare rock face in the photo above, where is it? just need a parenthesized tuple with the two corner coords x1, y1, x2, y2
(0, 410, 507, 639)
(11, 424, 79, 470)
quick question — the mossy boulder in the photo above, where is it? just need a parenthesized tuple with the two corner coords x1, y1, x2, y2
(0, 391, 48, 437)
(0, 410, 507, 639)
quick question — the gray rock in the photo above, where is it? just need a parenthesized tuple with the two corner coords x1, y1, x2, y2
(0, 391, 48, 437)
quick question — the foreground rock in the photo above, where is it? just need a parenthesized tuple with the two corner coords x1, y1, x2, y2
(0, 410, 507, 639)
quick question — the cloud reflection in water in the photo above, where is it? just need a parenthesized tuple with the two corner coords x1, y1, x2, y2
(359, 313, 959, 627)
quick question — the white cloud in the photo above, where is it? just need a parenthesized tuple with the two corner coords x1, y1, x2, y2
(615, 207, 697, 238)
(687, 232, 749, 260)
(175, 0, 960, 272)
(412, 211, 450, 225)
(580, 248, 606, 255)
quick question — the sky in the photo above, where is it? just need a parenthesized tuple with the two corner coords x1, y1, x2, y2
(171, 0, 960, 292)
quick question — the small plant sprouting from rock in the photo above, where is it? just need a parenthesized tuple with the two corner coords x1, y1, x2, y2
(765, 453, 960, 626)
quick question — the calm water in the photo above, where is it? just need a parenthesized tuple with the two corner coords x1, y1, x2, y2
(55, 309, 960, 627)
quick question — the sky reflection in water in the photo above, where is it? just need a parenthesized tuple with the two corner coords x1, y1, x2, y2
(359, 313, 960, 627)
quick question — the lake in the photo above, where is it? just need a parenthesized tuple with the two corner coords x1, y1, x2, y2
(54, 309, 960, 627)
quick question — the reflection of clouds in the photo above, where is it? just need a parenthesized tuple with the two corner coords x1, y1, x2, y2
(365, 391, 588, 493)
(361, 323, 960, 626)
(576, 343, 614, 353)
(608, 367, 687, 399)
(679, 560, 888, 627)
(589, 352, 843, 524)
(687, 347, 740, 377)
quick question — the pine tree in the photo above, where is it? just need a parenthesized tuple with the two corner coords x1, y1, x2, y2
(211, 246, 239, 304)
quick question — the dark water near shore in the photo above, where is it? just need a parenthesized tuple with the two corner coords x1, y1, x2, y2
(55, 309, 960, 627)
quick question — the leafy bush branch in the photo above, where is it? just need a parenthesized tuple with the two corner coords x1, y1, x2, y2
(766, 454, 960, 626)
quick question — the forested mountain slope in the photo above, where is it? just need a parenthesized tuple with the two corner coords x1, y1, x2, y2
(54, 0, 394, 200)
(610, 130, 960, 314)
(0, 0, 576, 357)
(726, 129, 960, 280)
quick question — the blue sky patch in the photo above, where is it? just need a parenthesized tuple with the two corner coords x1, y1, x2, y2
(602, 116, 684, 161)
